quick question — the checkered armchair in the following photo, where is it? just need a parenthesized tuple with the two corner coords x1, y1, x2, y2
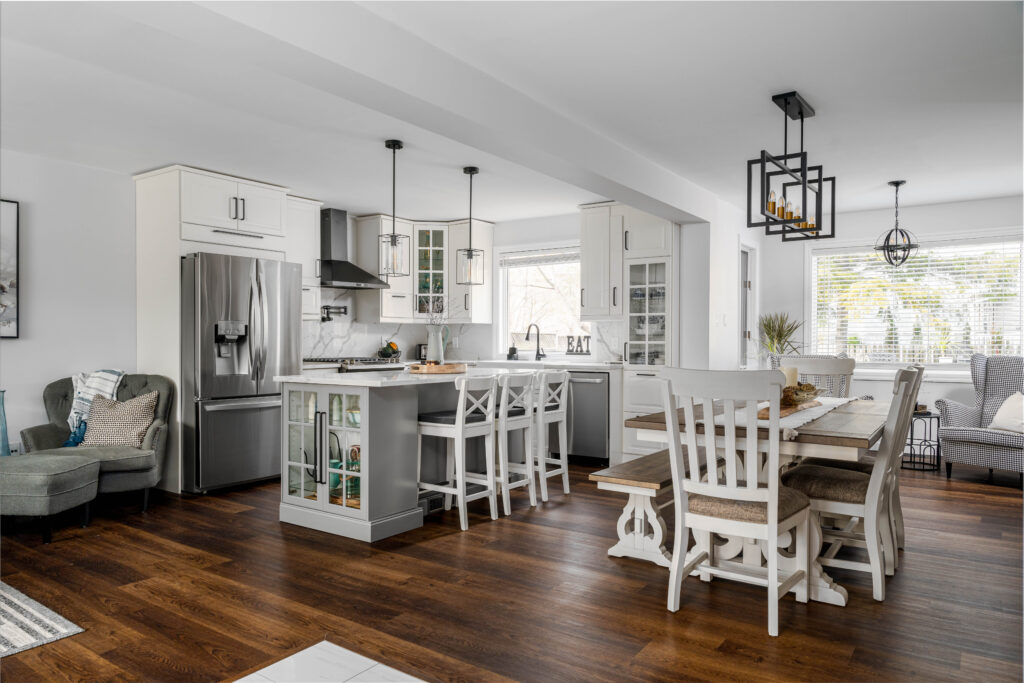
(935, 354, 1023, 478)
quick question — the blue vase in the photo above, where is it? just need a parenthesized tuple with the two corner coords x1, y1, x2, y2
(0, 390, 10, 457)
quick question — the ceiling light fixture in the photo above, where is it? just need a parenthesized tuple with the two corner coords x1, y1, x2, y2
(455, 166, 484, 285)
(874, 180, 918, 267)
(746, 91, 836, 242)
(379, 139, 410, 277)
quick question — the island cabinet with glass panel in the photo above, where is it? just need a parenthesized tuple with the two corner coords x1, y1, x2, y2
(279, 380, 422, 541)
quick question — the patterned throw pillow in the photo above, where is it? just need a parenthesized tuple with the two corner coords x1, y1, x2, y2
(81, 391, 158, 448)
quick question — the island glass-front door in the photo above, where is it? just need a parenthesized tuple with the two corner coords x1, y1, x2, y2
(325, 390, 366, 517)
(284, 388, 319, 508)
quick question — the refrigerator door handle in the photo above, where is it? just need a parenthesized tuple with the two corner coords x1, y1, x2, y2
(248, 271, 259, 382)
(258, 262, 270, 384)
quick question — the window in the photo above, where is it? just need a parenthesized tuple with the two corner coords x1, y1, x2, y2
(500, 249, 590, 355)
(811, 238, 1023, 364)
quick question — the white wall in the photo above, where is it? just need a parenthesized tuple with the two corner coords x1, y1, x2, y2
(0, 150, 135, 444)
(759, 194, 1023, 401)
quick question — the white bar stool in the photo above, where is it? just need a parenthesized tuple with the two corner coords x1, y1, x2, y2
(417, 375, 499, 531)
(495, 372, 538, 515)
(535, 370, 570, 502)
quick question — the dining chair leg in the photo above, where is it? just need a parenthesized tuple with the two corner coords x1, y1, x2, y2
(524, 423, 537, 507)
(864, 512, 885, 601)
(558, 418, 570, 495)
(767, 531, 780, 637)
(892, 469, 906, 550)
(667, 522, 686, 612)
(537, 420, 550, 503)
(497, 428, 512, 516)
(444, 438, 455, 512)
(485, 432, 498, 521)
(795, 516, 810, 604)
(455, 437, 469, 531)
(880, 501, 896, 577)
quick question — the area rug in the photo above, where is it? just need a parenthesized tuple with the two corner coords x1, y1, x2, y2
(0, 582, 82, 657)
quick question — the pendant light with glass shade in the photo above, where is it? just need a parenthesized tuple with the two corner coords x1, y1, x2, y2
(456, 166, 485, 285)
(874, 180, 918, 267)
(379, 139, 410, 277)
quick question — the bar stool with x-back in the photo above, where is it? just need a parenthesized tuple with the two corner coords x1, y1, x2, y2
(495, 371, 538, 515)
(417, 375, 500, 531)
(535, 370, 571, 502)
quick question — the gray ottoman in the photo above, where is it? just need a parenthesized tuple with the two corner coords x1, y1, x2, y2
(0, 454, 100, 542)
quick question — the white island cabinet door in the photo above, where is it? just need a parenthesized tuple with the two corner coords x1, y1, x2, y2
(237, 181, 286, 236)
(181, 170, 238, 231)
(323, 389, 368, 519)
(283, 387, 321, 509)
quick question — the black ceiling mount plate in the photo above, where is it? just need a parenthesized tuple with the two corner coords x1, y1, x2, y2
(888, 179, 907, 188)
(772, 91, 815, 120)
(463, 166, 479, 175)
(385, 139, 403, 150)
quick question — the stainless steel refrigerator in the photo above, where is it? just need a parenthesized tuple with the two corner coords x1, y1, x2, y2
(181, 253, 301, 494)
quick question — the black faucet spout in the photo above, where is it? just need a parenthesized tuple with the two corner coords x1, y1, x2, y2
(525, 323, 546, 361)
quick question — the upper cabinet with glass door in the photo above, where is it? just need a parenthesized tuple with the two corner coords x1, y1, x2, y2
(415, 223, 448, 318)
(626, 259, 670, 366)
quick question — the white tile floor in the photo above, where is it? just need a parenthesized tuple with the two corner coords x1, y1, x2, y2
(236, 641, 422, 683)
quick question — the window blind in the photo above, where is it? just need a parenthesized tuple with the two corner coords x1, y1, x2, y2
(810, 238, 1023, 364)
(499, 248, 579, 269)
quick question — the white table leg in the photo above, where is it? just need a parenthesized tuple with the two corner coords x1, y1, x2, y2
(607, 492, 673, 568)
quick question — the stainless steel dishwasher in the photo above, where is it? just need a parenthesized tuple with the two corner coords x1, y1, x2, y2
(561, 371, 610, 462)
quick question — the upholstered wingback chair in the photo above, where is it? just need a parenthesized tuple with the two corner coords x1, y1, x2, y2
(936, 354, 1023, 480)
(20, 375, 174, 509)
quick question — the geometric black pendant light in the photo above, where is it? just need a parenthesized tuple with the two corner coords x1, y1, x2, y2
(874, 180, 918, 267)
(379, 139, 411, 277)
(746, 91, 836, 242)
(455, 166, 485, 285)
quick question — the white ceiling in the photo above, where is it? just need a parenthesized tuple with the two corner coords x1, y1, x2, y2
(1, 1, 1021, 223)
(363, 1, 1023, 212)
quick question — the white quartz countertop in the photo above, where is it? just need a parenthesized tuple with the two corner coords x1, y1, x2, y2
(275, 367, 516, 388)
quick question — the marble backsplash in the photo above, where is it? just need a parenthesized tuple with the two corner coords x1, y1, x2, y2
(303, 289, 626, 363)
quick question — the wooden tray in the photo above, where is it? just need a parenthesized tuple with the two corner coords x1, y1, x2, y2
(408, 363, 467, 375)
(758, 400, 821, 420)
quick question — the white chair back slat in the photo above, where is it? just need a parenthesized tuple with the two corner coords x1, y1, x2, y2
(498, 371, 534, 419)
(454, 375, 498, 429)
(537, 371, 569, 414)
(865, 368, 917, 497)
(664, 368, 785, 507)
(775, 355, 856, 398)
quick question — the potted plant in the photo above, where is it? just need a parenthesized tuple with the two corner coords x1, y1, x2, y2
(759, 313, 803, 359)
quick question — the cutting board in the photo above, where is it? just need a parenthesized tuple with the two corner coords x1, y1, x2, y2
(408, 363, 467, 375)
(758, 400, 821, 420)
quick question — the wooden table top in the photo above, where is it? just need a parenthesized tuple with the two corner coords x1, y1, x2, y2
(589, 450, 672, 491)
(624, 399, 889, 450)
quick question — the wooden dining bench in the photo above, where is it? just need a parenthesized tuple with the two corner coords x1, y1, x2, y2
(589, 451, 674, 567)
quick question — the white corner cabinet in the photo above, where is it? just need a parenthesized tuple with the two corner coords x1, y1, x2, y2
(353, 215, 493, 324)
(134, 164, 322, 493)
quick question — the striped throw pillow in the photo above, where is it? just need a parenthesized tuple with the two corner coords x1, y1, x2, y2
(81, 391, 158, 448)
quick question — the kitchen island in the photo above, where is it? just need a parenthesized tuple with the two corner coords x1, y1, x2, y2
(274, 369, 512, 542)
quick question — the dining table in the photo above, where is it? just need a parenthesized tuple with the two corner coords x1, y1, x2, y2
(600, 398, 891, 607)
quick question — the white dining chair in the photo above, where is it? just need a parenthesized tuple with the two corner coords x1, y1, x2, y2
(417, 375, 499, 531)
(662, 368, 811, 637)
(535, 370, 570, 503)
(495, 371, 537, 515)
(773, 354, 856, 398)
(781, 367, 919, 601)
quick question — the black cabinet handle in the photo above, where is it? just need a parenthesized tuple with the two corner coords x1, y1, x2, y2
(580, 288, 585, 307)
(212, 229, 264, 239)
(240, 198, 246, 221)
(464, 293, 469, 311)
(624, 230, 630, 250)
(612, 286, 617, 307)
(312, 410, 320, 484)
(231, 197, 238, 220)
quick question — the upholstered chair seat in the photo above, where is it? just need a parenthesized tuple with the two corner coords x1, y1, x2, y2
(782, 465, 871, 504)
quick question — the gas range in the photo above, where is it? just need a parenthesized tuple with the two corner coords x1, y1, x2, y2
(302, 356, 404, 373)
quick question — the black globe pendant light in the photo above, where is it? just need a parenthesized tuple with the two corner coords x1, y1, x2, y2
(378, 139, 410, 277)
(455, 166, 484, 285)
(874, 180, 918, 267)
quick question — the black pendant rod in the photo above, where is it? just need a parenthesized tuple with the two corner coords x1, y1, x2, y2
(783, 98, 788, 157)
(385, 139, 403, 237)
(464, 166, 479, 251)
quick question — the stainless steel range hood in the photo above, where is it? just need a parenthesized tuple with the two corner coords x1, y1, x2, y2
(319, 209, 389, 289)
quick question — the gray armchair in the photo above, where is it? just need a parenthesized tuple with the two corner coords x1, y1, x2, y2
(20, 374, 174, 509)
(936, 354, 1023, 481)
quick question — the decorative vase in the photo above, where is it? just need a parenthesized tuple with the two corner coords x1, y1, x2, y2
(0, 390, 10, 457)
(425, 324, 450, 365)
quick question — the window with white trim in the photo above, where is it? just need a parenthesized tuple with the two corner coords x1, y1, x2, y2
(810, 238, 1023, 364)
(499, 248, 591, 355)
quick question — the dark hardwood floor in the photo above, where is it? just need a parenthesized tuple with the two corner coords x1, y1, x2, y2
(1, 464, 1021, 682)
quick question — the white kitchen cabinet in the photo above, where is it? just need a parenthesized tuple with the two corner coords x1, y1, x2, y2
(580, 204, 613, 320)
(353, 215, 416, 323)
(447, 219, 494, 324)
(622, 209, 672, 259)
(286, 196, 323, 286)
(625, 257, 671, 367)
(622, 370, 665, 457)
(414, 223, 448, 319)
(180, 168, 287, 237)
(301, 285, 321, 321)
